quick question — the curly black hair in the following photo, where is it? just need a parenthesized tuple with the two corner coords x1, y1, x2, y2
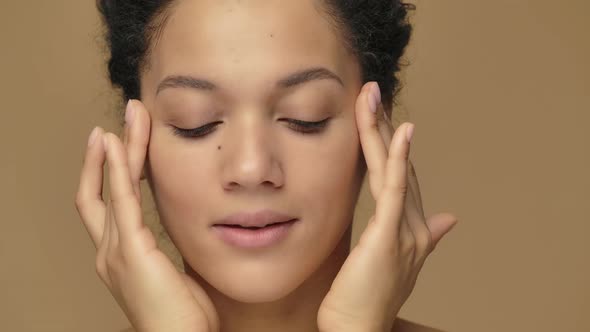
(96, 0, 415, 118)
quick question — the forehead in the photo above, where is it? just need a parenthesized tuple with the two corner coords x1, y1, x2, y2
(143, 0, 355, 97)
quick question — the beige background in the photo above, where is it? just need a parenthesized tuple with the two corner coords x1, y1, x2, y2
(1, 1, 588, 331)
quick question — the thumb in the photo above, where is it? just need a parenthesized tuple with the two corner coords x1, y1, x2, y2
(426, 212, 458, 249)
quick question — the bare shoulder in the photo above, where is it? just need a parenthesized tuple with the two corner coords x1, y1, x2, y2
(392, 317, 446, 332)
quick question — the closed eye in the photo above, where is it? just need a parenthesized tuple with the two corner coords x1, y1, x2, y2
(171, 118, 331, 139)
(172, 121, 221, 138)
(285, 118, 331, 134)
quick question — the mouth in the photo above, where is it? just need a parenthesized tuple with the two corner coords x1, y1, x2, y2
(213, 219, 297, 229)
(211, 219, 299, 249)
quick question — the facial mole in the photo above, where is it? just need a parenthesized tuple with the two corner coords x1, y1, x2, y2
(218, 145, 221, 150)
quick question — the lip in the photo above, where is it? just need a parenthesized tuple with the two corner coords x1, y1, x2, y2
(212, 219, 299, 249)
(212, 209, 296, 228)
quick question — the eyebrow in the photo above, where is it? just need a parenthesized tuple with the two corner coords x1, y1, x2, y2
(155, 67, 344, 96)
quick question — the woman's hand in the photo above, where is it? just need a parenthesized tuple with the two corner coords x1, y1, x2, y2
(317, 82, 458, 332)
(74, 100, 219, 332)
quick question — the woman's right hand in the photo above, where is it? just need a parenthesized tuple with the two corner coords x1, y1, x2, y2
(74, 100, 219, 332)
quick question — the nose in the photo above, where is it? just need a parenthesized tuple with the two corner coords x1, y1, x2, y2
(221, 118, 284, 192)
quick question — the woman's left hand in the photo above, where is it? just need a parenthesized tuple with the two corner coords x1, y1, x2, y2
(317, 82, 458, 332)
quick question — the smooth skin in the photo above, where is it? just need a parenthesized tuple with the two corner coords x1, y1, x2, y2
(75, 81, 457, 332)
(75, 104, 218, 331)
(317, 83, 457, 332)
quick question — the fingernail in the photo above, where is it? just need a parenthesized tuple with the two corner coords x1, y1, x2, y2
(125, 99, 136, 125)
(368, 82, 380, 113)
(372, 82, 381, 109)
(367, 88, 377, 113)
(88, 126, 99, 147)
(406, 124, 415, 143)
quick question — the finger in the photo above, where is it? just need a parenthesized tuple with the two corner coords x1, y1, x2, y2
(404, 170, 432, 256)
(398, 159, 421, 257)
(99, 202, 111, 254)
(124, 99, 150, 199)
(355, 81, 388, 200)
(123, 113, 129, 146)
(379, 120, 426, 245)
(377, 107, 426, 235)
(388, 123, 423, 216)
(398, 212, 414, 254)
(426, 213, 459, 249)
(375, 104, 419, 248)
(407, 160, 424, 216)
(96, 201, 112, 286)
(105, 201, 121, 285)
(381, 112, 424, 215)
(377, 103, 394, 151)
(374, 122, 415, 238)
(121, 108, 133, 194)
(107, 198, 120, 253)
(103, 133, 143, 244)
(75, 126, 107, 247)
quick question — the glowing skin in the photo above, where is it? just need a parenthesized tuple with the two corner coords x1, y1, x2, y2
(140, 0, 365, 331)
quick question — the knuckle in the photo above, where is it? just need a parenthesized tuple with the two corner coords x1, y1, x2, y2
(400, 235, 415, 254)
(400, 183, 409, 195)
(105, 254, 119, 272)
(95, 258, 107, 279)
(383, 175, 408, 195)
(415, 230, 433, 253)
(392, 183, 408, 196)
(74, 199, 87, 216)
(74, 194, 84, 209)
(383, 180, 408, 197)
(112, 190, 137, 205)
(74, 200, 82, 213)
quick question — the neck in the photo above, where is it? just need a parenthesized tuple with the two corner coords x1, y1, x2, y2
(184, 223, 353, 332)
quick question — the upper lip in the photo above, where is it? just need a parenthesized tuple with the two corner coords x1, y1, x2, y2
(213, 209, 296, 227)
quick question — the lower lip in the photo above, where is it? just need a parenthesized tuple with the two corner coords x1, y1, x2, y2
(212, 219, 298, 249)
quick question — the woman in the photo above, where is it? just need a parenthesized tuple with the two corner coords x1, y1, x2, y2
(75, 0, 458, 331)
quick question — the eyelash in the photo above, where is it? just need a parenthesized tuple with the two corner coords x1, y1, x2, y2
(172, 118, 331, 139)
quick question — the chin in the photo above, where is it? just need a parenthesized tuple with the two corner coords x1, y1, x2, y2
(212, 258, 311, 303)
(220, 279, 298, 303)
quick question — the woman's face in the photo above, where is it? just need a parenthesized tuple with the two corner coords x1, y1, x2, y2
(140, 0, 366, 302)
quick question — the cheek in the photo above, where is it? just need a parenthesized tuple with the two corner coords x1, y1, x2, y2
(294, 128, 361, 221)
(147, 132, 214, 226)
(147, 119, 361, 227)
